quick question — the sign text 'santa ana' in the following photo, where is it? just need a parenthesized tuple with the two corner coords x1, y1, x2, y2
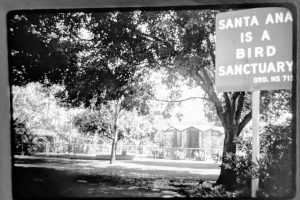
(215, 8, 293, 92)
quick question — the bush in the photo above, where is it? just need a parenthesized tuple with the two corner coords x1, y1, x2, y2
(174, 149, 185, 160)
(151, 150, 165, 159)
(15, 134, 47, 155)
(226, 121, 294, 198)
(14, 118, 53, 155)
(188, 181, 237, 198)
(220, 150, 252, 196)
(257, 122, 294, 198)
(193, 150, 205, 161)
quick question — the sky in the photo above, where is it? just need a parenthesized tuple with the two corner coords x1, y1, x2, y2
(148, 70, 211, 129)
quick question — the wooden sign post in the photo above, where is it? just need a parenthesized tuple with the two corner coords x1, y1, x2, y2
(251, 90, 260, 196)
(216, 7, 293, 197)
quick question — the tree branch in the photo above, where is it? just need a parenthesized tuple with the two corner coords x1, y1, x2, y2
(190, 72, 225, 125)
(103, 132, 113, 140)
(139, 31, 175, 52)
(191, 73, 216, 104)
(234, 92, 245, 123)
(232, 92, 240, 103)
(237, 111, 252, 136)
(206, 36, 215, 66)
(223, 92, 232, 124)
(151, 96, 209, 103)
(200, 67, 214, 89)
(223, 92, 231, 108)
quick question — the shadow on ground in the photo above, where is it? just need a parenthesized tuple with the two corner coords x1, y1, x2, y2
(13, 167, 166, 199)
(13, 156, 220, 198)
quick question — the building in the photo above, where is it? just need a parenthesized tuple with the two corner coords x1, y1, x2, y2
(163, 125, 224, 150)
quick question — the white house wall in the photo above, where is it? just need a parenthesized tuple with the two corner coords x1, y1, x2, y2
(202, 129, 212, 149)
(176, 130, 181, 147)
(182, 129, 187, 147)
(163, 126, 225, 149)
(198, 131, 203, 148)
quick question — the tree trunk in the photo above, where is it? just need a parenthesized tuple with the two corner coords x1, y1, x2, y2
(109, 99, 122, 164)
(110, 130, 118, 164)
(216, 125, 238, 191)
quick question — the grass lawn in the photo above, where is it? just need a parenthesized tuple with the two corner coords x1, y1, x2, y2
(13, 156, 221, 198)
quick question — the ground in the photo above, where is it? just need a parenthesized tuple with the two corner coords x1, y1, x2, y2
(13, 156, 221, 198)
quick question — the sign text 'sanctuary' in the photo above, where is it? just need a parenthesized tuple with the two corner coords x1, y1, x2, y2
(216, 7, 293, 92)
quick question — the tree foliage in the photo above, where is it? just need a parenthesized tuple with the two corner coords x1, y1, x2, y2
(9, 11, 159, 163)
(8, 13, 87, 86)
(12, 83, 79, 155)
(12, 83, 76, 133)
(9, 11, 157, 107)
(73, 103, 155, 144)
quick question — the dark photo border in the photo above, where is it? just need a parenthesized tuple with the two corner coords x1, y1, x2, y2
(1, 0, 299, 199)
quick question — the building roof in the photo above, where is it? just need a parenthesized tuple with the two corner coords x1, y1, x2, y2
(164, 125, 224, 133)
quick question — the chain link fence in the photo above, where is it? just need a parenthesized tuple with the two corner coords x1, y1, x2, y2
(42, 142, 222, 161)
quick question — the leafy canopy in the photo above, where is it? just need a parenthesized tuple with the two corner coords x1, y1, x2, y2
(9, 11, 158, 110)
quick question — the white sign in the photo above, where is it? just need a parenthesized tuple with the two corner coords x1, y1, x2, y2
(216, 7, 293, 92)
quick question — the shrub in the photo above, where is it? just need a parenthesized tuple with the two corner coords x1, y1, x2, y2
(193, 150, 205, 161)
(220, 150, 252, 196)
(174, 149, 185, 160)
(14, 119, 49, 155)
(188, 181, 237, 198)
(151, 150, 165, 159)
(257, 122, 294, 198)
(226, 121, 294, 198)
